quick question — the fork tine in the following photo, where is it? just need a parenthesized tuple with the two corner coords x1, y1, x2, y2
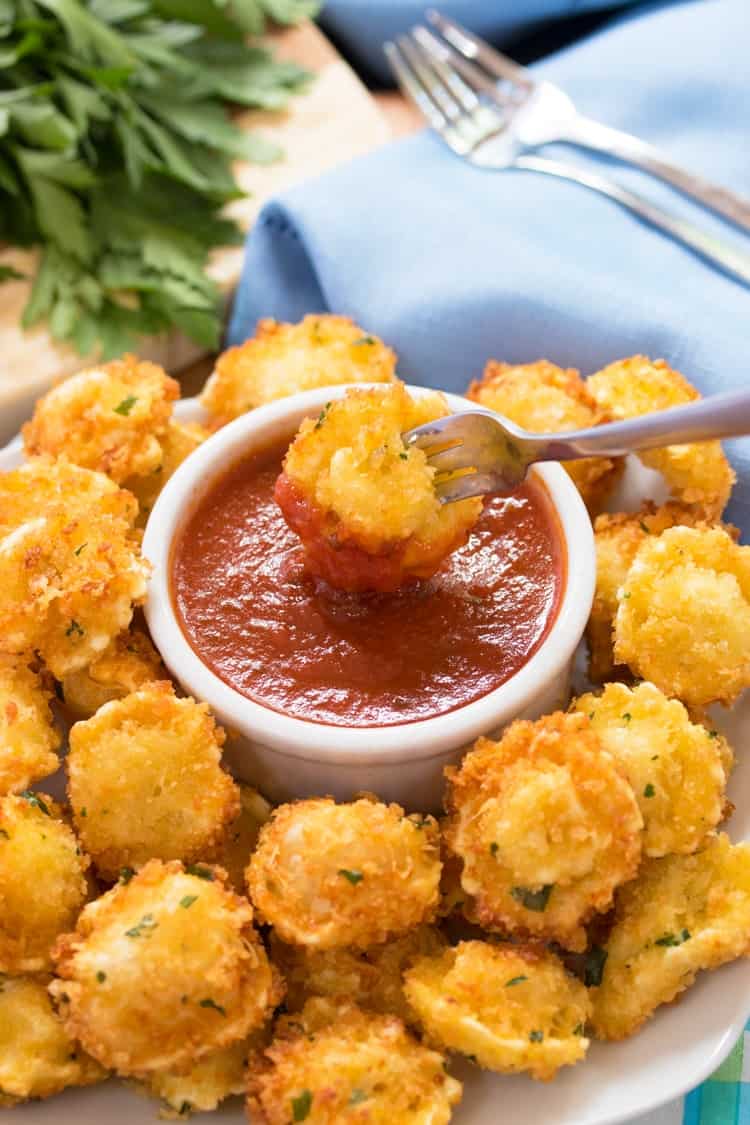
(393, 35, 483, 156)
(397, 35, 463, 122)
(384, 41, 450, 135)
(413, 25, 515, 107)
(435, 470, 507, 503)
(426, 445, 478, 473)
(426, 8, 535, 92)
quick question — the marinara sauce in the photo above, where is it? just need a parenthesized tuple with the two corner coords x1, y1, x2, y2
(172, 442, 565, 728)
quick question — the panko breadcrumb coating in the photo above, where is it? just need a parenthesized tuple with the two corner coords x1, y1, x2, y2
(50, 859, 281, 1076)
(0, 793, 89, 973)
(404, 941, 591, 1080)
(201, 315, 397, 424)
(467, 360, 620, 514)
(614, 525, 750, 707)
(61, 621, 166, 719)
(587, 357, 734, 518)
(247, 998, 461, 1125)
(0, 458, 148, 678)
(573, 682, 730, 857)
(143, 1032, 265, 1117)
(0, 975, 105, 1105)
(586, 503, 720, 682)
(67, 682, 239, 881)
(592, 833, 750, 1040)
(23, 357, 179, 484)
(247, 798, 442, 949)
(210, 783, 273, 895)
(126, 420, 208, 527)
(276, 384, 483, 592)
(270, 926, 447, 1024)
(0, 656, 60, 795)
(444, 713, 643, 951)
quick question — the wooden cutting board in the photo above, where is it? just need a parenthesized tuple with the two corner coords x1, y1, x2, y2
(0, 22, 414, 441)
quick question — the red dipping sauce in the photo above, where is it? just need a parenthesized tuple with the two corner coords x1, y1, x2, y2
(171, 442, 565, 728)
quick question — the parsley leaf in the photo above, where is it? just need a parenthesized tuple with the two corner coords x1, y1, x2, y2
(291, 1090, 312, 1121)
(655, 929, 691, 947)
(510, 884, 553, 912)
(339, 868, 363, 885)
(125, 913, 158, 938)
(199, 997, 226, 1015)
(20, 791, 50, 816)
(114, 394, 138, 415)
(505, 975, 528, 987)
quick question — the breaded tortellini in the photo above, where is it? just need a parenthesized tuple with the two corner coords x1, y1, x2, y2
(67, 682, 239, 880)
(247, 998, 462, 1125)
(61, 620, 166, 719)
(586, 503, 719, 681)
(0, 458, 148, 678)
(592, 833, 750, 1040)
(404, 941, 591, 1080)
(0, 656, 60, 795)
(0, 792, 89, 973)
(211, 782, 273, 895)
(587, 356, 735, 518)
(50, 859, 281, 1075)
(247, 798, 442, 950)
(201, 314, 397, 424)
(142, 1033, 263, 1117)
(444, 713, 643, 951)
(125, 419, 208, 527)
(467, 359, 620, 513)
(22, 356, 179, 484)
(270, 925, 447, 1024)
(614, 525, 750, 707)
(275, 384, 483, 592)
(573, 682, 730, 857)
(0, 975, 105, 1105)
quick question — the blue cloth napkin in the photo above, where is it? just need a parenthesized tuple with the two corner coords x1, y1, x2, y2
(228, 0, 750, 530)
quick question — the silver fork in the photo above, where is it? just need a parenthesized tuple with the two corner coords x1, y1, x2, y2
(403, 388, 750, 502)
(423, 9, 750, 234)
(384, 34, 750, 287)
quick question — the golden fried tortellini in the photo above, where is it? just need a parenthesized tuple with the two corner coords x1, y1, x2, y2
(592, 834, 750, 1040)
(573, 682, 730, 857)
(61, 620, 166, 719)
(247, 998, 462, 1125)
(247, 798, 442, 950)
(270, 925, 447, 1024)
(125, 419, 208, 527)
(50, 859, 281, 1076)
(275, 383, 483, 592)
(614, 525, 750, 707)
(142, 1034, 262, 1117)
(210, 782, 273, 895)
(22, 356, 179, 484)
(0, 458, 148, 678)
(467, 359, 620, 513)
(0, 656, 59, 795)
(201, 314, 397, 424)
(0, 792, 89, 973)
(0, 975, 105, 1105)
(444, 713, 643, 951)
(587, 356, 734, 518)
(67, 682, 239, 880)
(404, 941, 591, 1080)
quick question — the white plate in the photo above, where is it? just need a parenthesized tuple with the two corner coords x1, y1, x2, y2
(3, 401, 749, 1125)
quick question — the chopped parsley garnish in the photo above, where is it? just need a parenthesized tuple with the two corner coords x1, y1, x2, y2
(96, 971, 106, 983)
(573, 1023, 585, 1036)
(339, 868, 364, 885)
(643, 783, 656, 798)
(639, 521, 651, 534)
(655, 929, 691, 947)
(314, 402, 332, 430)
(489, 842, 499, 857)
(505, 975, 528, 987)
(583, 946, 608, 987)
(349, 1089, 368, 1105)
(79, 807, 87, 818)
(529, 1030, 544, 1043)
(180, 895, 198, 909)
(291, 1089, 312, 1121)
(410, 815, 432, 829)
(622, 591, 631, 599)
(20, 791, 50, 816)
(354, 336, 375, 346)
(185, 865, 214, 881)
(622, 712, 632, 722)
(399, 451, 408, 460)
(74, 542, 87, 556)
(113, 396, 138, 416)
(708, 730, 719, 739)
(119, 867, 135, 884)
(125, 913, 158, 939)
(66, 619, 84, 638)
(199, 998, 226, 1016)
(510, 884, 553, 912)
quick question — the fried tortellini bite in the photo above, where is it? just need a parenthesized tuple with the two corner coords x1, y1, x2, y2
(587, 356, 735, 518)
(467, 360, 620, 513)
(0, 656, 59, 795)
(404, 941, 591, 1080)
(201, 314, 397, 424)
(142, 1033, 263, 1117)
(0, 793, 89, 973)
(67, 682, 239, 880)
(50, 859, 281, 1076)
(22, 356, 179, 484)
(247, 998, 462, 1125)
(0, 975, 105, 1105)
(614, 525, 750, 708)
(247, 798, 442, 950)
(270, 925, 447, 1024)
(275, 384, 483, 592)
(125, 419, 208, 527)
(61, 620, 166, 719)
(211, 782, 273, 895)
(592, 834, 750, 1040)
(0, 458, 148, 678)
(573, 682, 730, 857)
(444, 713, 643, 951)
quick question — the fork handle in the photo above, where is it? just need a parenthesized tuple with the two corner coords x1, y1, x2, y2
(563, 115, 750, 233)
(515, 155, 750, 287)
(538, 388, 750, 462)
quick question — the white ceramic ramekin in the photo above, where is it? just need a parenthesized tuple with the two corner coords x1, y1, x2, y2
(143, 384, 595, 809)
